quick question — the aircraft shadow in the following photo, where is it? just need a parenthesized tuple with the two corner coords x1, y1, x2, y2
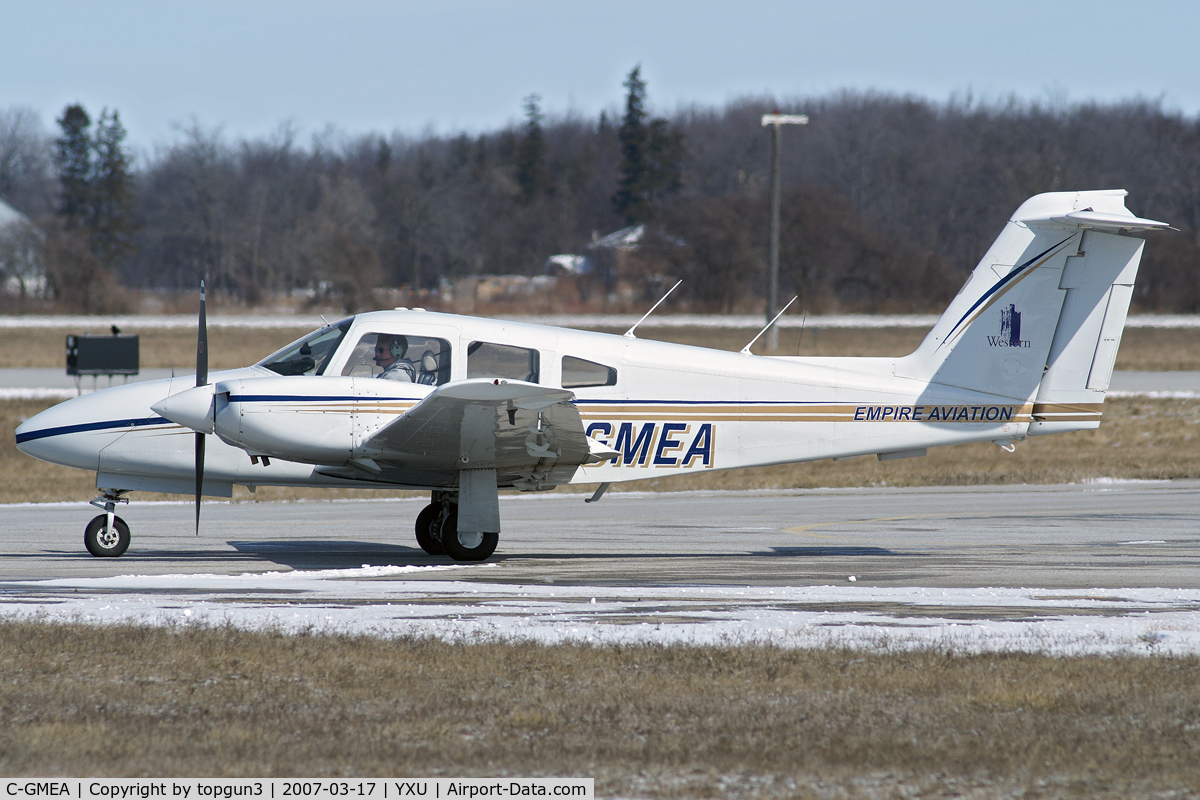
(764, 546, 906, 557)
(464, 546, 910, 561)
(226, 539, 442, 569)
(1, 543, 909, 572)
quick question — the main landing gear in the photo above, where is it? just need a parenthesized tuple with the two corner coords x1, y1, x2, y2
(84, 490, 131, 557)
(414, 492, 499, 562)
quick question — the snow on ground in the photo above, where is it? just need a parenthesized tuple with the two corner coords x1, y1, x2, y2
(3, 568, 1200, 657)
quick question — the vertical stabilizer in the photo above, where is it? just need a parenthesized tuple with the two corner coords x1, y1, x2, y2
(896, 190, 1168, 410)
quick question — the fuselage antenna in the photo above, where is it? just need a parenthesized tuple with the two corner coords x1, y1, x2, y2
(741, 296, 797, 355)
(624, 279, 682, 339)
(319, 314, 330, 327)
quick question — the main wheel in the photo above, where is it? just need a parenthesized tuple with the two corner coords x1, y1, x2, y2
(414, 502, 445, 555)
(439, 506, 498, 562)
(84, 514, 131, 558)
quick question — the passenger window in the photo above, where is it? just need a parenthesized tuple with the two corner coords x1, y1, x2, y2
(561, 356, 617, 388)
(467, 342, 540, 383)
(341, 332, 451, 385)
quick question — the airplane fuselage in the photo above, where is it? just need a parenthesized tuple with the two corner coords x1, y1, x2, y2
(16, 312, 1037, 498)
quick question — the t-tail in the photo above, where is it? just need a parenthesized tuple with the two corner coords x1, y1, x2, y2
(895, 189, 1170, 433)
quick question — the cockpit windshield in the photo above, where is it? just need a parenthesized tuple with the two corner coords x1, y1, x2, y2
(258, 318, 353, 376)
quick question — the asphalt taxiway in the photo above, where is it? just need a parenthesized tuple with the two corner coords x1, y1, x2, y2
(3, 481, 1198, 589)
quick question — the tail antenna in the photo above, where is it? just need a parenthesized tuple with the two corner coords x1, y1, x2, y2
(624, 280, 682, 339)
(741, 296, 797, 355)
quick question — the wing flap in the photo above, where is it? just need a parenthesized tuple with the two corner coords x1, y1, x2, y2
(358, 379, 590, 484)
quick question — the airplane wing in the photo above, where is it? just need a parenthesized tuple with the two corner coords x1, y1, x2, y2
(348, 378, 594, 489)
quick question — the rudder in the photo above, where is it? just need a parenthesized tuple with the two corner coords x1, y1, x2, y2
(1028, 231, 1145, 435)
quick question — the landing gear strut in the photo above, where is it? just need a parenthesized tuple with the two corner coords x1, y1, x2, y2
(85, 490, 131, 557)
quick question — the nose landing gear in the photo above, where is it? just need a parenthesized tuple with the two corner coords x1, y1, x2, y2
(85, 489, 131, 557)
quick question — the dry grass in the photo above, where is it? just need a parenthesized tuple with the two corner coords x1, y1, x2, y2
(4, 324, 1198, 370)
(1, 620, 1197, 797)
(1, 325, 314, 370)
(5, 396, 1200, 505)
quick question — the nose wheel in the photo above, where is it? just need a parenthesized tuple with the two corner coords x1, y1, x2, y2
(85, 490, 131, 557)
(85, 514, 130, 557)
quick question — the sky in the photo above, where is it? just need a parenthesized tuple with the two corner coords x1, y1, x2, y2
(3, 0, 1199, 156)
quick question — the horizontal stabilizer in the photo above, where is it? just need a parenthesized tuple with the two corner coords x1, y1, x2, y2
(1044, 210, 1171, 232)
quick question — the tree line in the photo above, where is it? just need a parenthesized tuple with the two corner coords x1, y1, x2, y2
(1, 68, 1198, 314)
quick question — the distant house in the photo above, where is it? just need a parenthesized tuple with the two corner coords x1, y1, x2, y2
(543, 254, 591, 277)
(586, 224, 644, 291)
(542, 224, 646, 295)
(0, 196, 46, 298)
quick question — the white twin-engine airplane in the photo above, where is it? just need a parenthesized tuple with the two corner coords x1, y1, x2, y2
(15, 190, 1170, 561)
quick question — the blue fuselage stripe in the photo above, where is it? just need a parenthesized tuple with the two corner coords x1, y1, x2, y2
(15, 416, 171, 445)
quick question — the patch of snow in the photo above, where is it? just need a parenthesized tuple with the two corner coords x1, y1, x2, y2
(5, 571, 1200, 657)
(1107, 390, 1200, 399)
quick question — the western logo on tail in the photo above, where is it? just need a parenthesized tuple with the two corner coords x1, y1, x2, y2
(994, 304, 1026, 348)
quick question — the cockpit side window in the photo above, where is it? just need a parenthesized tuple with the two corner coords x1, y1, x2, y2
(341, 332, 452, 385)
(562, 355, 617, 388)
(259, 318, 353, 376)
(467, 341, 540, 383)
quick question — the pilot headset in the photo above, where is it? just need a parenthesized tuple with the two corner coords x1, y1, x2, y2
(388, 336, 408, 359)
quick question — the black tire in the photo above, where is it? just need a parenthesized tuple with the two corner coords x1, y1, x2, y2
(439, 506, 498, 562)
(84, 514, 130, 558)
(414, 502, 445, 555)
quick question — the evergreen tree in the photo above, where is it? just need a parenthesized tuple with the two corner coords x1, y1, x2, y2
(612, 66, 683, 225)
(52, 104, 138, 276)
(613, 66, 650, 224)
(54, 104, 91, 229)
(91, 109, 138, 269)
(515, 94, 547, 204)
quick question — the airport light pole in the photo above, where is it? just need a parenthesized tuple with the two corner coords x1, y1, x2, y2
(762, 112, 808, 351)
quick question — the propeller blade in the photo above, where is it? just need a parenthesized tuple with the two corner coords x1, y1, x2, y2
(195, 431, 205, 536)
(195, 278, 208, 535)
(197, 279, 208, 388)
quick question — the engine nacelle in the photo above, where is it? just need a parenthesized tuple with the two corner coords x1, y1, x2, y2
(211, 375, 431, 466)
(213, 376, 356, 465)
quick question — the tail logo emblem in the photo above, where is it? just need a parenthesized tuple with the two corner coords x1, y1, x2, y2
(989, 304, 1030, 348)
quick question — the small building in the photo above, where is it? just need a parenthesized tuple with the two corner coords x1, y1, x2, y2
(0, 196, 46, 298)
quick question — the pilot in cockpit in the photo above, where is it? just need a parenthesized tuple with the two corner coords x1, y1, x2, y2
(373, 334, 416, 381)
